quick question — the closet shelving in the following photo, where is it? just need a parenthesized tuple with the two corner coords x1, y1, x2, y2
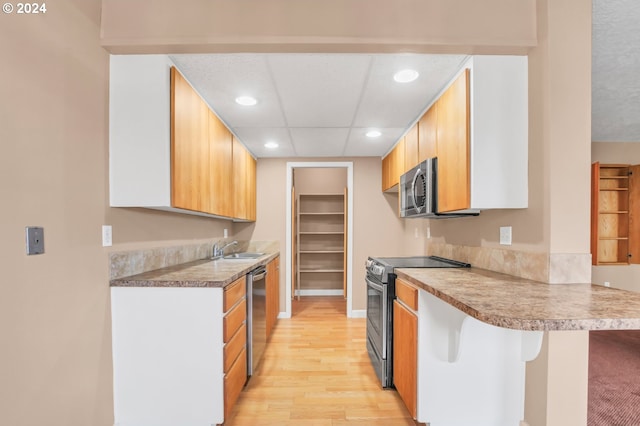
(296, 192, 346, 298)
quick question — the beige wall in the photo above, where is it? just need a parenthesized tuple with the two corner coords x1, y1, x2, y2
(592, 142, 640, 292)
(0, 1, 233, 424)
(294, 167, 347, 194)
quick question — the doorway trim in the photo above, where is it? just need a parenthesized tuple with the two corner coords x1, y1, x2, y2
(285, 161, 354, 318)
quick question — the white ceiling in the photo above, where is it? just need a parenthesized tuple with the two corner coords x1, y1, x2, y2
(169, 53, 467, 158)
(169, 2, 640, 158)
(592, 0, 640, 142)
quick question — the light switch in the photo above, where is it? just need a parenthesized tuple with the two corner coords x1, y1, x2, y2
(26, 226, 45, 255)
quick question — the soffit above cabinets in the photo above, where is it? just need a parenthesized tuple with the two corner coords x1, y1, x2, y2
(169, 53, 468, 158)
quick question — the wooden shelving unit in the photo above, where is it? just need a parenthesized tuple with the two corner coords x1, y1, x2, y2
(296, 192, 346, 298)
(591, 163, 639, 265)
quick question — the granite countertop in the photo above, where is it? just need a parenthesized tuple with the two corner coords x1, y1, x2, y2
(110, 242, 279, 289)
(395, 267, 640, 331)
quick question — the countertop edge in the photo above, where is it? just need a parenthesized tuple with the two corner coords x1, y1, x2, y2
(395, 268, 640, 332)
(110, 251, 279, 289)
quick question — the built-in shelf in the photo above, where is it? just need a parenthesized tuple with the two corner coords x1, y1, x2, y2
(591, 163, 640, 265)
(295, 192, 346, 298)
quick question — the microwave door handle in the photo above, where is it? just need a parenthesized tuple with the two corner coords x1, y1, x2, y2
(411, 168, 422, 213)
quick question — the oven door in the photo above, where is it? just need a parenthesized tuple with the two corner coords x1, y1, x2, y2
(366, 276, 387, 358)
(366, 275, 393, 387)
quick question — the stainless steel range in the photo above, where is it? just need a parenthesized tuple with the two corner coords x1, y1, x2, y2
(365, 255, 470, 388)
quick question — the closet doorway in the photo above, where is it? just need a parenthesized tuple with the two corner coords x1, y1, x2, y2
(285, 162, 353, 318)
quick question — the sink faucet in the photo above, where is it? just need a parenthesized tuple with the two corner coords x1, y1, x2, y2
(212, 240, 238, 258)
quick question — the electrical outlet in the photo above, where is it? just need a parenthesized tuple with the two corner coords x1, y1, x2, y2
(604, 281, 611, 287)
(224, 228, 228, 238)
(102, 225, 112, 247)
(25, 226, 45, 255)
(499, 226, 512, 245)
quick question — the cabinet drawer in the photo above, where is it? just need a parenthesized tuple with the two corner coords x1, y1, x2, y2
(224, 276, 246, 312)
(224, 299, 246, 343)
(396, 278, 418, 311)
(224, 322, 246, 373)
(224, 347, 247, 419)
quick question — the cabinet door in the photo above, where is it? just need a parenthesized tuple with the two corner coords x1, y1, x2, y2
(436, 69, 470, 212)
(171, 67, 210, 212)
(247, 153, 257, 221)
(393, 300, 417, 419)
(266, 257, 280, 339)
(209, 111, 233, 217)
(232, 137, 250, 220)
(404, 124, 419, 171)
(418, 103, 437, 162)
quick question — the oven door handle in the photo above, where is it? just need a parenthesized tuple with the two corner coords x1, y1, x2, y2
(366, 276, 385, 293)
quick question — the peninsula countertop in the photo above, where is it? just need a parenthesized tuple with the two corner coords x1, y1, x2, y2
(110, 242, 279, 289)
(395, 267, 640, 331)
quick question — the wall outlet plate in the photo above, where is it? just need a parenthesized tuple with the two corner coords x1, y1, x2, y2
(102, 225, 112, 247)
(26, 226, 45, 255)
(500, 226, 512, 245)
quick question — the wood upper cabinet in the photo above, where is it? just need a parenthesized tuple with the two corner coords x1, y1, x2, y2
(233, 136, 257, 221)
(171, 67, 211, 212)
(382, 138, 405, 191)
(109, 55, 255, 221)
(208, 110, 234, 217)
(436, 69, 471, 213)
(418, 103, 437, 162)
(591, 163, 640, 265)
(393, 279, 418, 419)
(404, 124, 420, 171)
(379, 56, 528, 214)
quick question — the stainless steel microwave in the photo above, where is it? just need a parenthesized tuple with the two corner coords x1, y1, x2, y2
(399, 158, 480, 219)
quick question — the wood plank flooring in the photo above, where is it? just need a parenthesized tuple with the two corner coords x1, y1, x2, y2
(225, 296, 415, 425)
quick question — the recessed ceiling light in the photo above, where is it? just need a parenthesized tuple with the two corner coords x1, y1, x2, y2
(366, 130, 382, 138)
(264, 141, 279, 149)
(235, 96, 257, 106)
(393, 69, 419, 83)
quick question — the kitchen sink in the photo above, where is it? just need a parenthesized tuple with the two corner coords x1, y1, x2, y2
(222, 252, 265, 260)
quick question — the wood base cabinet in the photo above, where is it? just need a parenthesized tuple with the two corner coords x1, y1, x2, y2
(393, 279, 418, 419)
(266, 256, 280, 340)
(111, 276, 248, 426)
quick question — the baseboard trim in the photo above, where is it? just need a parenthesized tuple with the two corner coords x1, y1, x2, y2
(350, 309, 366, 318)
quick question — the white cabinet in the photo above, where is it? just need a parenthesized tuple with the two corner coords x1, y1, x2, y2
(109, 55, 174, 209)
(464, 55, 529, 210)
(111, 280, 247, 426)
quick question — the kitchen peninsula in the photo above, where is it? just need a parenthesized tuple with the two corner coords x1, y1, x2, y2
(395, 267, 640, 426)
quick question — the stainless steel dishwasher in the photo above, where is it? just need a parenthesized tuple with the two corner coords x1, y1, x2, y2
(246, 265, 267, 379)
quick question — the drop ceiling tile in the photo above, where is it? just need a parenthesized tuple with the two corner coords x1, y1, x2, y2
(268, 54, 373, 127)
(169, 54, 286, 128)
(232, 127, 295, 158)
(353, 54, 467, 128)
(343, 128, 407, 157)
(290, 128, 350, 157)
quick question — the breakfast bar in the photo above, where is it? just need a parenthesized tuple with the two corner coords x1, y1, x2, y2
(394, 267, 640, 426)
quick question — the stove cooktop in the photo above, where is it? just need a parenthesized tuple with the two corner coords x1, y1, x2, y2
(366, 255, 470, 283)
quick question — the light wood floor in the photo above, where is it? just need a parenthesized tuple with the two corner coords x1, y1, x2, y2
(225, 296, 415, 425)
